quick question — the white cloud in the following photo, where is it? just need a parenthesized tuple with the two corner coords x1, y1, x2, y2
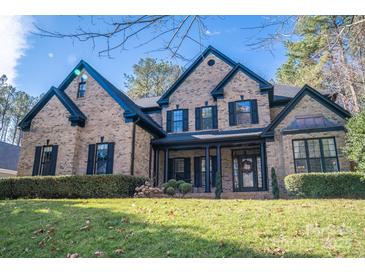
(48, 52, 54, 58)
(205, 29, 221, 36)
(0, 16, 33, 84)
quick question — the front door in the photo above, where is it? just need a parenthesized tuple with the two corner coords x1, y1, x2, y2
(233, 150, 261, 192)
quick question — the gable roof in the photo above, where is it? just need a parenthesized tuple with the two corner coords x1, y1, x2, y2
(262, 84, 351, 137)
(0, 141, 20, 171)
(157, 46, 236, 106)
(18, 86, 87, 130)
(61, 60, 165, 137)
(20, 60, 165, 137)
(211, 63, 273, 99)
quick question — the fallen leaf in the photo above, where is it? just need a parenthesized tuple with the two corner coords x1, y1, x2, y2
(67, 253, 80, 258)
(80, 225, 91, 231)
(33, 228, 44, 235)
(94, 251, 104, 257)
(114, 249, 124, 255)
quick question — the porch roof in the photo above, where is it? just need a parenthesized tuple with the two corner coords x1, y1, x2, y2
(152, 128, 264, 147)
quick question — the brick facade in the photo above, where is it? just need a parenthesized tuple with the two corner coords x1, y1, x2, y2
(18, 47, 351, 198)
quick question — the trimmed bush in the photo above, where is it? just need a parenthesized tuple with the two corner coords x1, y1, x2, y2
(0, 174, 146, 199)
(179, 183, 193, 196)
(271, 167, 280, 199)
(285, 172, 365, 198)
(165, 186, 176, 197)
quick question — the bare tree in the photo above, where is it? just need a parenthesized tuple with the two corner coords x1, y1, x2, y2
(33, 16, 213, 61)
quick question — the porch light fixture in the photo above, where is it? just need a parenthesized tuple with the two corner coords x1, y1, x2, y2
(74, 69, 81, 76)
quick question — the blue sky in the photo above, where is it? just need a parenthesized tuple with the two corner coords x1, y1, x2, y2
(2, 16, 289, 97)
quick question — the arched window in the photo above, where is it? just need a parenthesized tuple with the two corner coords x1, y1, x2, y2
(77, 74, 88, 98)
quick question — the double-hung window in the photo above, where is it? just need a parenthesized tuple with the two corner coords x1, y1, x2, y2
(195, 105, 217, 130)
(229, 100, 258, 126)
(174, 158, 185, 180)
(87, 142, 115, 175)
(32, 144, 59, 176)
(201, 107, 213, 130)
(293, 137, 339, 173)
(172, 110, 184, 132)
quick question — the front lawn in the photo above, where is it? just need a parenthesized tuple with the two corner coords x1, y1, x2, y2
(1, 198, 364, 257)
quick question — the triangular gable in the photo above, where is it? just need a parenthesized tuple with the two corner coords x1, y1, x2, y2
(262, 84, 351, 137)
(19, 87, 86, 130)
(157, 45, 236, 106)
(58, 60, 165, 137)
(211, 63, 273, 99)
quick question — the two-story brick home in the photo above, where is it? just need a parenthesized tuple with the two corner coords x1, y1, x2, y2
(17, 46, 351, 198)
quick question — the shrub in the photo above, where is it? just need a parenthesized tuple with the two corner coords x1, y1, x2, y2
(215, 171, 222, 199)
(165, 186, 176, 197)
(284, 172, 365, 198)
(179, 183, 192, 196)
(176, 180, 186, 188)
(271, 167, 280, 199)
(0, 174, 146, 199)
(163, 179, 178, 191)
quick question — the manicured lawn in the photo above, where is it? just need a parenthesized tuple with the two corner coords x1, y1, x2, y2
(0, 198, 364, 257)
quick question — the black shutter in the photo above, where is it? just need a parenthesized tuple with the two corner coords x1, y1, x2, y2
(228, 102, 236, 126)
(211, 156, 217, 187)
(166, 111, 172, 132)
(32, 146, 42, 176)
(106, 142, 114, 174)
(195, 107, 201, 130)
(194, 157, 201, 187)
(183, 109, 189, 132)
(168, 159, 174, 180)
(251, 99, 259, 124)
(184, 158, 191, 182)
(86, 144, 96, 175)
(49, 145, 58, 175)
(212, 105, 218, 129)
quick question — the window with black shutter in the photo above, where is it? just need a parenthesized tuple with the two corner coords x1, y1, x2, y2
(32, 144, 58, 176)
(86, 142, 115, 175)
(228, 100, 259, 126)
(196, 106, 218, 130)
(169, 109, 188, 133)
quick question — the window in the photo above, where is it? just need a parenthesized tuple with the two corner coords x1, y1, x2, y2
(95, 143, 109, 174)
(32, 145, 58, 176)
(229, 100, 258, 126)
(201, 107, 213, 130)
(201, 157, 215, 186)
(77, 74, 87, 98)
(86, 142, 114, 175)
(235, 101, 251, 125)
(172, 110, 183, 132)
(293, 137, 339, 173)
(174, 158, 185, 180)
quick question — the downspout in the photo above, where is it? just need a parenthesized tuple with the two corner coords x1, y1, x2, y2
(130, 120, 138, 176)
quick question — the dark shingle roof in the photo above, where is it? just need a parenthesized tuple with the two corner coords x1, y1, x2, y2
(135, 96, 160, 108)
(0, 141, 20, 171)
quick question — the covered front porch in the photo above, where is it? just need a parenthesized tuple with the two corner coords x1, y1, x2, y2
(151, 130, 269, 194)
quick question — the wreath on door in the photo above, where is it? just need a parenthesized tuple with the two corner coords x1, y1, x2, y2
(241, 159, 253, 174)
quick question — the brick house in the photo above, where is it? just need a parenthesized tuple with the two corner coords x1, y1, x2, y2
(17, 46, 351, 198)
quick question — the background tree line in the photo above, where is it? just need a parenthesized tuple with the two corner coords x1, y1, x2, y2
(0, 75, 38, 145)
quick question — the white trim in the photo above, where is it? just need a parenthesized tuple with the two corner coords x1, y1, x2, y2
(0, 168, 17, 175)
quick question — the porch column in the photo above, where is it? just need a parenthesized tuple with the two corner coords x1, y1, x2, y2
(164, 148, 169, 183)
(205, 145, 211, 193)
(155, 149, 160, 186)
(216, 144, 222, 192)
(260, 142, 268, 191)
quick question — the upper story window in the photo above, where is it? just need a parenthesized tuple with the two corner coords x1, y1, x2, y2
(166, 109, 188, 133)
(86, 142, 115, 175)
(32, 144, 58, 176)
(195, 105, 218, 130)
(293, 137, 339, 173)
(228, 100, 258, 126)
(77, 74, 88, 98)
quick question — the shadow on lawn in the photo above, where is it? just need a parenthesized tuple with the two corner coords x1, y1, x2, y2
(1, 199, 322, 258)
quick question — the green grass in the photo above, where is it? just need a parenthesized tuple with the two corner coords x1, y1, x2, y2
(1, 198, 365, 257)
